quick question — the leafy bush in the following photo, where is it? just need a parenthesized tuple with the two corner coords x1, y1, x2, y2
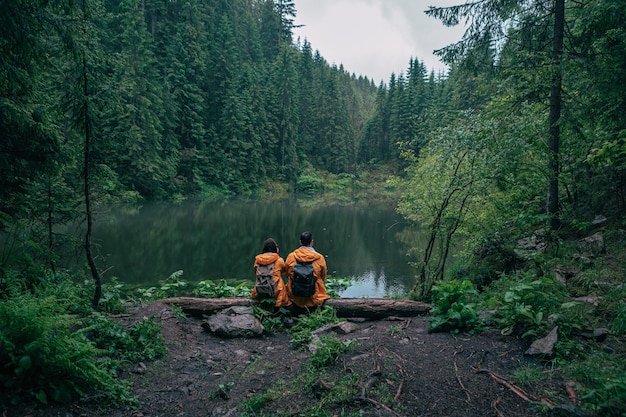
(325, 277, 352, 298)
(192, 279, 251, 298)
(0, 291, 129, 405)
(134, 270, 189, 300)
(296, 173, 325, 196)
(483, 274, 565, 338)
(253, 303, 290, 334)
(428, 279, 485, 334)
(87, 313, 167, 363)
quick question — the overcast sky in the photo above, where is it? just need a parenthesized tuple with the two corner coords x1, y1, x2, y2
(292, 0, 466, 85)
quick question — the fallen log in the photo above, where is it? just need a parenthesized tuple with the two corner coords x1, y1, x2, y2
(161, 297, 431, 319)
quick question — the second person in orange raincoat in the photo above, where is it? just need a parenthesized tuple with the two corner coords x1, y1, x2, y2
(285, 231, 330, 314)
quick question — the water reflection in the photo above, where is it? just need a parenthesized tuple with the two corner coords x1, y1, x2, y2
(88, 200, 420, 297)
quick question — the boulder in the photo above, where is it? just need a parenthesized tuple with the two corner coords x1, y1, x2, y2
(202, 306, 264, 338)
(576, 232, 605, 258)
(525, 326, 559, 358)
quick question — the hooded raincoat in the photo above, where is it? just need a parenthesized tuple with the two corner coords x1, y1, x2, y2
(285, 246, 330, 308)
(251, 252, 290, 307)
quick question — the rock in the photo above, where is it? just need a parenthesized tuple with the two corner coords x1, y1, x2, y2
(576, 232, 605, 257)
(525, 326, 559, 358)
(331, 321, 360, 335)
(591, 214, 607, 225)
(203, 306, 264, 338)
(580, 327, 609, 342)
(311, 321, 360, 336)
(132, 361, 148, 374)
(515, 230, 548, 257)
(572, 295, 602, 306)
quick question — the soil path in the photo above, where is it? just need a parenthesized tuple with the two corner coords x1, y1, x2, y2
(9, 302, 562, 417)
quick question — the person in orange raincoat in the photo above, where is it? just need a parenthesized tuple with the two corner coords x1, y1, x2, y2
(251, 238, 291, 309)
(285, 231, 330, 315)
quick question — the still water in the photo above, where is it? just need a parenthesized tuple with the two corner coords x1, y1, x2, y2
(90, 200, 420, 297)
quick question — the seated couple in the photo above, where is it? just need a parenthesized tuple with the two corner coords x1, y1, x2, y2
(250, 232, 329, 316)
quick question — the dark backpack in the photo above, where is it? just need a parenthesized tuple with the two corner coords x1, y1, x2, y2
(255, 263, 276, 299)
(292, 261, 315, 297)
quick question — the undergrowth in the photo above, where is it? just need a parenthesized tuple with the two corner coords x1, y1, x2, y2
(0, 277, 167, 409)
(428, 231, 626, 416)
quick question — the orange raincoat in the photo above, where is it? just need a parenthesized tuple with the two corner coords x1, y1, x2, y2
(285, 247, 330, 308)
(251, 252, 290, 307)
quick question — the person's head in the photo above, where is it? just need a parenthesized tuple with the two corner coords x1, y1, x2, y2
(262, 238, 278, 253)
(300, 231, 313, 246)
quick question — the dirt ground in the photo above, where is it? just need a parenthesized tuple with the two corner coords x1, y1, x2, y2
(6, 302, 572, 417)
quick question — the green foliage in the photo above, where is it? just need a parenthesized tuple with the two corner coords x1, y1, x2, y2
(253, 304, 290, 334)
(87, 313, 167, 363)
(385, 324, 403, 336)
(0, 290, 130, 405)
(241, 390, 276, 415)
(324, 277, 352, 298)
(310, 336, 354, 369)
(483, 274, 566, 338)
(296, 172, 325, 196)
(97, 277, 126, 314)
(610, 301, 626, 336)
(428, 279, 485, 334)
(565, 351, 626, 416)
(289, 306, 343, 350)
(192, 279, 252, 298)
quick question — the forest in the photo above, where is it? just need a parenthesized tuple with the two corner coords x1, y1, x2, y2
(1, 0, 626, 415)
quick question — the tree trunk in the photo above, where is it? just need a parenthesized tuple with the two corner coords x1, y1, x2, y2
(81, 3, 102, 309)
(161, 297, 431, 319)
(547, 0, 565, 231)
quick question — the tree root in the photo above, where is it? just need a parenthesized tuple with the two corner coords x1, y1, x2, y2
(475, 368, 553, 407)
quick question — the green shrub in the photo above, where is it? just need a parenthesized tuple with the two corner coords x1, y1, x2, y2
(192, 279, 251, 298)
(0, 291, 128, 405)
(566, 351, 626, 416)
(428, 279, 485, 334)
(310, 336, 354, 369)
(296, 173, 325, 196)
(325, 277, 352, 298)
(483, 274, 565, 338)
(290, 306, 342, 350)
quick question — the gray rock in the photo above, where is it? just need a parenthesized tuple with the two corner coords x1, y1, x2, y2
(203, 306, 264, 338)
(581, 327, 609, 342)
(576, 232, 605, 257)
(525, 326, 559, 358)
(591, 214, 607, 225)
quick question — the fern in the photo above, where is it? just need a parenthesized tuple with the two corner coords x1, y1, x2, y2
(0, 291, 129, 405)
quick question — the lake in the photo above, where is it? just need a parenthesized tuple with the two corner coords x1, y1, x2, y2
(88, 200, 421, 297)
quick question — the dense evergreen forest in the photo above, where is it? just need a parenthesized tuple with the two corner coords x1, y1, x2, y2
(2, 0, 626, 413)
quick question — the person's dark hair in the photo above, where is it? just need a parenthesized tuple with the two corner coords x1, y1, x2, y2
(300, 231, 313, 246)
(262, 238, 278, 253)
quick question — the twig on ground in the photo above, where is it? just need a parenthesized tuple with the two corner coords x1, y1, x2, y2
(393, 378, 405, 402)
(491, 398, 505, 417)
(454, 360, 471, 403)
(566, 380, 581, 406)
(475, 368, 554, 407)
(475, 368, 532, 401)
(355, 396, 404, 417)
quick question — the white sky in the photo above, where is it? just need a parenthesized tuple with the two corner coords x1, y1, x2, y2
(292, 0, 467, 85)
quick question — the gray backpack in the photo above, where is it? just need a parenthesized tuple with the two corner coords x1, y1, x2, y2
(255, 263, 276, 298)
